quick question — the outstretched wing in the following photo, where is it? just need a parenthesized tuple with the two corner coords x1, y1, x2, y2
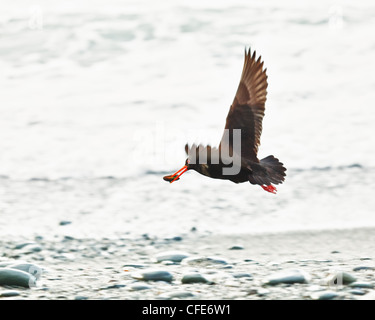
(219, 48, 268, 162)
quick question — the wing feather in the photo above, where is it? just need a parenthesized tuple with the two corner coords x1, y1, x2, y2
(219, 48, 268, 161)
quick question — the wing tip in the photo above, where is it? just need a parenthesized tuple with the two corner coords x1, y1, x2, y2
(243, 46, 267, 76)
(244, 46, 263, 63)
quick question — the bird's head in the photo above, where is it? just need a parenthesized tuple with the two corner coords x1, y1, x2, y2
(163, 144, 210, 183)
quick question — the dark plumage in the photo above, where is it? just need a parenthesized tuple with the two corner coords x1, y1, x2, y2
(163, 48, 286, 193)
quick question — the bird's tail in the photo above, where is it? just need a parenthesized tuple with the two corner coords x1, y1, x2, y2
(248, 155, 286, 186)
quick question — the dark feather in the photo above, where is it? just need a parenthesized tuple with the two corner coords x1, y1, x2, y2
(219, 48, 268, 162)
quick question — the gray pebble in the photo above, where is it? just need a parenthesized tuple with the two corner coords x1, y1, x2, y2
(353, 266, 375, 272)
(266, 269, 310, 285)
(100, 284, 126, 290)
(6, 263, 43, 280)
(129, 283, 152, 291)
(325, 271, 356, 286)
(20, 244, 42, 254)
(349, 289, 366, 296)
(232, 273, 252, 279)
(75, 296, 89, 300)
(142, 234, 151, 240)
(181, 256, 228, 266)
(166, 291, 194, 298)
(229, 245, 244, 250)
(181, 273, 210, 284)
(155, 295, 172, 300)
(171, 236, 183, 241)
(0, 290, 20, 297)
(132, 270, 174, 282)
(341, 272, 357, 284)
(52, 254, 75, 261)
(312, 291, 341, 300)
(0, 268, 36, 288)
(207, 257, 229, 264)
(349, 282, 374, 289)
(59, 220, 72, 226)
(155, 251, 189, 263)
(14, 243, 35, 250)
(123, 264, 146, 269)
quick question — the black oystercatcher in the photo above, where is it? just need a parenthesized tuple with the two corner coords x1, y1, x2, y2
(163, 48, 286, 194)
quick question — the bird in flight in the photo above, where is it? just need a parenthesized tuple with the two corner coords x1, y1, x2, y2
(163, 48, 286, 194)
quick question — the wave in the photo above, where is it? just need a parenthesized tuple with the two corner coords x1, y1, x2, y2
(0, 163, 370, 183)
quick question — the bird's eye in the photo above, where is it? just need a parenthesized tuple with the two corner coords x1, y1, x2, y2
(186, 159, 190, 164)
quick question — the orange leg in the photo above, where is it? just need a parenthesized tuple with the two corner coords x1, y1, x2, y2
(261, 185, 277, 194)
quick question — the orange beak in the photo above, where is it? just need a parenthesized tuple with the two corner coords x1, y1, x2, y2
(163, 165, 188, 183)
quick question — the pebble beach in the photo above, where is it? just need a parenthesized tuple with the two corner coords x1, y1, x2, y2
(1, 228, 375, 300)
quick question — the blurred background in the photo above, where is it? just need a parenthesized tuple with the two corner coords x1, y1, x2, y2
(0, 0, 374, 239)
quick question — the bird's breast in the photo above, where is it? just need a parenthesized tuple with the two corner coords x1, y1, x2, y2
(194, 164, 249, 182)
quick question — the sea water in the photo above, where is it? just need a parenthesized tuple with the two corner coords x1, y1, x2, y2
(0, 0, 374, 238)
